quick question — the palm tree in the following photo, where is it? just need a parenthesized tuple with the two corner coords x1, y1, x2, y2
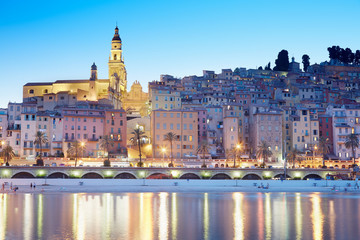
(256, 141, 272, 168)
(197, 141, 210, 168)
(287, 148, 300, 168)
(1, 145, 15, 166)
(318, 137, 330, 167)
(129, 128, 147, 167)
(34, 131, 48, 166)
(67, 141, 86, 167)
(164, 132, 178, 167)
(345, 133, 359, 165)
(99, 135, 114, 167)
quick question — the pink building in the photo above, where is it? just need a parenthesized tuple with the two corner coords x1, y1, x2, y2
(104, 109, 127, 156)
(62, 108, 127, 158)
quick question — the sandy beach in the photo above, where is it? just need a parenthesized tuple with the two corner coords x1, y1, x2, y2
(1, 179, 360, 194)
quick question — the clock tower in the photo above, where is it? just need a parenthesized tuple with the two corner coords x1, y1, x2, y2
(108, 26, 127, 109)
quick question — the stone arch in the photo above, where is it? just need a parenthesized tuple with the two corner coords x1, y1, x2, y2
(273, 174, 291, 179)
(179, 173, 201, 179)
(211, 173, 231, 180)
(303, 173, 322, 180)
(115, 172, 137, 179)
(147, 173, 170, 179)
(242, 173, 262, 180)
(82, 172, 103, 179)
(48, 172, 69, 178)
(12, 172, 35, 178)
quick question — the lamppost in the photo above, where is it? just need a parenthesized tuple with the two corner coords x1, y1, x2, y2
(80, 141, 85, 159)
(1, 141, 5, 164)
(234, 144, 241, 168)
(161, 148, 166, 161)
(313, 145, 317, 168)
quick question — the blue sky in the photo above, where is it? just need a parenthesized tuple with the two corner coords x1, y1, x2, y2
(0, 0, 359, 107)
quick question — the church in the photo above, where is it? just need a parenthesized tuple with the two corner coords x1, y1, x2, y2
(23, 26, 127, 110)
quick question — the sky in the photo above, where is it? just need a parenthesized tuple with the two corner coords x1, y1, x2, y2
(0, 0, 359, 108)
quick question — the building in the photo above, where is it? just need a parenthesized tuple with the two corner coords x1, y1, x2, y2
(22, 27, 127, 110)
(151, 109, 198, 159)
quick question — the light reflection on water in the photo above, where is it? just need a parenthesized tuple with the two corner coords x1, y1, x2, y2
(0, 192, 359, 239)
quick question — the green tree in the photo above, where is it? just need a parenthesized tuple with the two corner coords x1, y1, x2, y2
(287, 148, 300, 168)
(256, 141, 273, 168)
(318, 137, 330, 167)
(345, 133, 359, 165)
(273, 50, 289, 71)
(100, 135, 114, 167)
(130, 128, 148, 167)
(197, 141, 210, 168)
(67, 141, 86, 167)
(1, 145, 15, 166)
(302, 54, 310, 72)
(34, 131, 48, 166)
(354, 50, 360, 65)
(265, 62, 271, 70)
(164, 132, 178, 167)
(227, 144, 241, 168)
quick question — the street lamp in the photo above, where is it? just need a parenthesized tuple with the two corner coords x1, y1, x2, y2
(313, 145, 318, 168)
(1, 141, 5, 165)
(234, 144, 241, 168)
(80, 142, 85, 160)
(161, 148, 166, 161)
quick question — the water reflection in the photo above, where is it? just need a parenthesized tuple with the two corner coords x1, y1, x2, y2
(233, 193, 244, 240)
(24, 194, 33, 240)
(265, 193, 272, 240)
(37, 194, 43, 239)
(203, 193, 209, 240)
(158, 192, 168, 240)
(171, 193, 177, 240)
(0, 194, 7, 240)
(311, 193, 324, 240)
(0, 192, 359, 239)
(295, 193, 302, 240)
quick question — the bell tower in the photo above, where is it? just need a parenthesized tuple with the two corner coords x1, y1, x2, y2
(108, 26, 127, 109)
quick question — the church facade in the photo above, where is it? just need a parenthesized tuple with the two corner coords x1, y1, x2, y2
(23, 26, 127, 110)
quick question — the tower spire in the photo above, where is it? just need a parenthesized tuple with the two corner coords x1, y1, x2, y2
(112, 26, 121, 42)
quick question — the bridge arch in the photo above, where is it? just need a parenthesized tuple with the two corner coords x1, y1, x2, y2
(12, 172, 35, 178)
(211, 173, 232, 180)
(82, 172, 103, 179)
(303, 173, 322, 180)
(115, 172, 137, 179)
(242, 173, 262, 180)
(48, 172, 69, 179)
(273, 174, 291, 179)
(147, 173, 170, 179)
(179, 173, 201, 179)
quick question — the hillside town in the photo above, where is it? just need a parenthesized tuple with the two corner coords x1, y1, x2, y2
(1, 27, 360, 169)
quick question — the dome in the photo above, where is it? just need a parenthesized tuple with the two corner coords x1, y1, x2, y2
(91, 62, 97, 70)
(112, 26, 121, 42)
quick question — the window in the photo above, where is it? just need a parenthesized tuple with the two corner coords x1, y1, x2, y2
(189, 124, 193, 130)
(177, 124, 180, 130)
(170, 123, 173, 130)
(184, 124, 187, 130)
(156, 123, 160, 129)
(163, 123, 167, 130)
(189, 113, 193, 118)
(29, 89, 34, 94)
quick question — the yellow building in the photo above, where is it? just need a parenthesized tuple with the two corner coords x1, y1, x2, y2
(151, 109, 198, 159)
(23, 26, 127, 109)
(122, 80, 149, 116)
